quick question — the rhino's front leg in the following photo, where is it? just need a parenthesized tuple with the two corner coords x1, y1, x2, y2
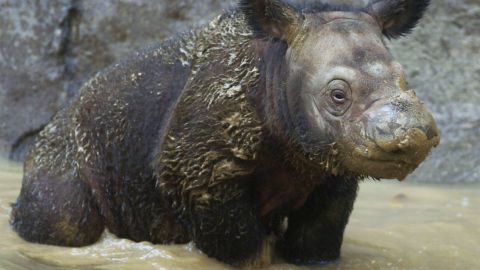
(189, 180, 264, 265)
(280, 177, 358, 265)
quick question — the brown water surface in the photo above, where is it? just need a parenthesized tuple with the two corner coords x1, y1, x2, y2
(0, 159, 479, 270)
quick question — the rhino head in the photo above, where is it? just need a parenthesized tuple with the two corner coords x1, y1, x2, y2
(244, 0, 439, 180)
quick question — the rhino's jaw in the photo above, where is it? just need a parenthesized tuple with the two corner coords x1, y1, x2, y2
(339, 130, 440, 180)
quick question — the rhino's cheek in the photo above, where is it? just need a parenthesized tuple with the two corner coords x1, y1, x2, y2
(303, 93, 335, 138)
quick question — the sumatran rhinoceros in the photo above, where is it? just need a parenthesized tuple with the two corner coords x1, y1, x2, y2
(11, 0, 439, 266)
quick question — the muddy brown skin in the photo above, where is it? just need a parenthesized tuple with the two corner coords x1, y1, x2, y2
(11, 0, 439, 266)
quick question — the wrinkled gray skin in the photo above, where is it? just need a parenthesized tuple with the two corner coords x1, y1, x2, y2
(282, 10, 439, 180)
(11, 0, 439, 267)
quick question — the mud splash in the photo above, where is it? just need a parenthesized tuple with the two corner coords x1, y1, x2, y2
(0, 159, 478, 270)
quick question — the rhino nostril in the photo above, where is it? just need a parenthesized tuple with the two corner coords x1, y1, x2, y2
(424, 126, 440, 141)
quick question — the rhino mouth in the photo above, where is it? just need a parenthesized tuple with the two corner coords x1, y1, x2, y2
(353, 143, 421, 166)
(351, 154, 418, 180)
(338, 140, 426, 180)
(336, 123, 440, 180)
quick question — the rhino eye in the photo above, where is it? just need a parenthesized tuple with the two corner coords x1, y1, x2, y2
(323, 80, 352, 116)
(331, 89, 347, 104)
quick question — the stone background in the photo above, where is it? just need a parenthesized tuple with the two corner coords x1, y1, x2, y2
(0, 0, 478, 183)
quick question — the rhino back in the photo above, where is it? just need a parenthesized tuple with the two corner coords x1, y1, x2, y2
(78, 34, 195, 165)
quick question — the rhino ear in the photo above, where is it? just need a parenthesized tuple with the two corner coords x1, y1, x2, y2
(240, 0, 302, 42)
(365, 0, 430, 39)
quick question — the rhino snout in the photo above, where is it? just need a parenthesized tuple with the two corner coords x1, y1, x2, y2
(364, 91, 440, 166)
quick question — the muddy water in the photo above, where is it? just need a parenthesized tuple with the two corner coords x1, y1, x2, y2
(0, 159, 479, 270)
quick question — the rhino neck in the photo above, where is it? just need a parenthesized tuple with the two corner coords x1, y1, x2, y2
(252, 39, 289, 129)
(249, 40, 308, 176)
